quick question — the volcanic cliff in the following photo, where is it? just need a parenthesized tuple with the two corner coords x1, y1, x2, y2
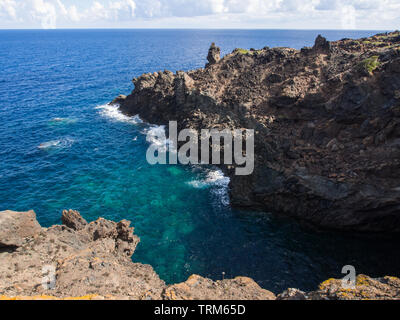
(114, 31, 400, 232)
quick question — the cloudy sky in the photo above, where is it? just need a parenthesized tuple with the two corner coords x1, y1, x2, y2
(0, 0, 399, 30)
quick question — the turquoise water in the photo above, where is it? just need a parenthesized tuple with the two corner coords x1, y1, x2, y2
(1, 29, 399, 293)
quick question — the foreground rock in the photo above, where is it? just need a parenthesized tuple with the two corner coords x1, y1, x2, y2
(308, 275, 400, 300)
(0, 210, 41, 249)
(0, 210, 273, 300)
(0, 210, 163, 299)
(0, 210, 399, 300)
(116, 31, 400, 232)
(164, 275, 276, 300)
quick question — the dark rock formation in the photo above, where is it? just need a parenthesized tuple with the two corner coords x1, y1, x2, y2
(116, 31, 400, 232)
(0, 210, 399, 300)
(206, 42, 221, 67)
(313, 34, 331, 54)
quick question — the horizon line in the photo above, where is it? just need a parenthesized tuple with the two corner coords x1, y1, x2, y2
(0, 27, 392, 31)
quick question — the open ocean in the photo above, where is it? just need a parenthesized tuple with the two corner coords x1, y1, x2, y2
(1, 29, 399, 293)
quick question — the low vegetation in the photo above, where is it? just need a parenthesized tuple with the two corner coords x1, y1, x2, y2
(359, 56, 380, 74)
(235, 48, 262, 55)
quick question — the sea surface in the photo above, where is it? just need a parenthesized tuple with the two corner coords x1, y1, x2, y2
(0, 29, 399, 293)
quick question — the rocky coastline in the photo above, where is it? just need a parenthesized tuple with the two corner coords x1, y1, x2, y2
(115, 31, 400, 232)
(2, 32, 400, 301)
(1, 210, 399, 300)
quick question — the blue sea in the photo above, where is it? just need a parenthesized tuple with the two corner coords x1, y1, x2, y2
(0, 29, 399, 293)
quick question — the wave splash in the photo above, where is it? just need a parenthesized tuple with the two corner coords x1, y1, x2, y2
(187, 169, 230, 206)
(187, 170, 230, 189)
(95, 104, 142, 124)
(142, 125, 175, 153)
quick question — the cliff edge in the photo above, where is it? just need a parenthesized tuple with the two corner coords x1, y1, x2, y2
(115, 31, 400, 232)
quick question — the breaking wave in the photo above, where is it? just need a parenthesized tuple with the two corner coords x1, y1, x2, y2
(95, 104, 142, 124)
(143, 125, 174, 153)
(187, 169, 230, 206)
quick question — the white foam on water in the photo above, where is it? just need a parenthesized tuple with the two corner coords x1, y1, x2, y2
(95, 104, 142, 124)
(38, 140, 60, 149)
(49, 117, 77, 124)
(187, 169, 231, 206)
(38, 137, 74, 150)
(143, 125, 174, 153)
(187, 169, 230, 189)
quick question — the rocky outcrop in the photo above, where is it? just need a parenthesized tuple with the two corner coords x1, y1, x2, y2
(0, 210, 41, 249)
(0, 209, 162, 299)
(61, 209, 87, 231)
(0, 210, 399, 300)
(313, 35, 331, 54)
(116, 31, 400, 232)
(164, 275, 276, 300)
(206, 42, 221, 67)
(0, 210, 273, 300)
(308, 275, 400, 300)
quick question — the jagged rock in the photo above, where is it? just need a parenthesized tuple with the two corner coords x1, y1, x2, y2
(164, 275, 276, 300)
(115, 31, 400, 232)
(0, 210, 158, 299)
(111, 94, 127, 105)
(313, 35, 331, 54)
(206, 42, 221, 67)
(0, 210, 41, 248)
(62, 209, 88, 231)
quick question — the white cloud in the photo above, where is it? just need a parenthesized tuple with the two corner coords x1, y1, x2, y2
(109, 0, 136, 20)
(56, 0, 79, 22)
(0, 0, 17, 20)
(30, 0, 57, 29)
(341, 5, 356, 29)
(0, 0, 399, 29)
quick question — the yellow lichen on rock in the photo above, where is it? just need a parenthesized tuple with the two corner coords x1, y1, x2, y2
(319, 278, 336, 290)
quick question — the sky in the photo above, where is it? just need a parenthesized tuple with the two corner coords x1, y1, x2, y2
(0, 0, 399, 30)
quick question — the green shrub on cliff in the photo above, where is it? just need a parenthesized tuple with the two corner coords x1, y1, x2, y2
(236, 48, 252, 55)
(359, 56, 380, 74)
(235, 48, 262, 55)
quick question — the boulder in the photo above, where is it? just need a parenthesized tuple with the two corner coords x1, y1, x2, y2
(277, 288, 308, 300)
(0, 210, 41, 248)
(62, 209, 88, 231)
